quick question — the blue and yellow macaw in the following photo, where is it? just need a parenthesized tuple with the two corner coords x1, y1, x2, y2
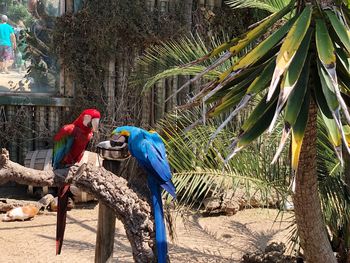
(111, 126, 176, 263)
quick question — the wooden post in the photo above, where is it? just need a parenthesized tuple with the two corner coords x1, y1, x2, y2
(94, 160, 119, 263)
(95, 203, 116, 263)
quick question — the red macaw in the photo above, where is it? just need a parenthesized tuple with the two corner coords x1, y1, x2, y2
(52, 108, 101, 255)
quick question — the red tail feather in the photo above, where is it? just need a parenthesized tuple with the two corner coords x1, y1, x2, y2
(56, 184, 70, 255)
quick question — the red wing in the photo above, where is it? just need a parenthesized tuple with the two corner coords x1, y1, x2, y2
(53, 124, 75, 141)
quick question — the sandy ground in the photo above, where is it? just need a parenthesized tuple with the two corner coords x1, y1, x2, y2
(0, 204, 293, 263)
(0, 66, 27, 92)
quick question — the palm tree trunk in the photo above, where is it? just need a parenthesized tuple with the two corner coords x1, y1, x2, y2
(293, 98, 337, 263)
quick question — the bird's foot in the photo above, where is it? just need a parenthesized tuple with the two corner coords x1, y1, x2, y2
(74, 163, 87, 181)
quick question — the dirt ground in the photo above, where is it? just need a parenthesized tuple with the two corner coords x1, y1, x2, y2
(0, 67, 26, 92)
(0, 203, 294, 263)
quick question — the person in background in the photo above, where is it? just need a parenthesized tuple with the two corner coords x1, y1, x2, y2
(0, 15, 16, 74)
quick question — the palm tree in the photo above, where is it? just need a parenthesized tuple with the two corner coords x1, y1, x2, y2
(136, 0, 350, 262)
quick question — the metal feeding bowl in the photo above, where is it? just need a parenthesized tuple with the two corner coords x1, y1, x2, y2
(96, 135, 130, 161)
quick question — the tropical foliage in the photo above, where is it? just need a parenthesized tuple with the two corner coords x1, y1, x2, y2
(1, 0, 33, 26)
(226, 0, 290, 13)
(157, 107, 290, 210)
(21, 0, 58, 92)
(136, 0, 350, 261)
(7, 3, 32, 25)
(140, 0, 350, 177)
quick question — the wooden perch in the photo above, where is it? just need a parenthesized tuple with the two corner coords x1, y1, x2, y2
(0, 198, 41, 212)
(0, 148, 61, 186)
(0, 148, 155, 262)
(0, 194, 54, 212)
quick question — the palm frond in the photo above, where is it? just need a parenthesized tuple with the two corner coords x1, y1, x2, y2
(225, 0, 291, 13)
(158, 107, 290, 210)
(131, 34, 235, 90)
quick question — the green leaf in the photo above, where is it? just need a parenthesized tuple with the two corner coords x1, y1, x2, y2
(226, 0, 292, 13)
(318, 60, 350, 155)
(318, 61, 339, 111)
(283, 28, 313, 92)
(320, 110, 343, 165)
(242, 93, 278, 131)
(314, 76, 333, 119)
(220, 17, 296, 82)
(336, 47, 350, 78)
(223, 0, 295, 57)
(224, 93, 279, 162)
(142, 66, 220, 92)
(283, 55, 311, 126)
(205, 61, 267, 103)
(268, 29, 312, 132)
(173, 2, 296, 98)
(234, 97, 278, 151)
(315, 18, 350, 139)
(271, 123, 292, 164)
(326, 10, 350, 55)
(206, 59, 278, 142)
(247, 58, 276, 94)
(267, 6, 312, 101)
(290, 90, 310, 172)
(207, 88, 247, 117)
(321, 115, 342, 147)
(316, 18, 336, 71)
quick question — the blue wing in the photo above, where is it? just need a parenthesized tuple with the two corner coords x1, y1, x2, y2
(52, 125, 75, 169)
(147, 132, 168, 160)
(143, 141, 172, 182)
(126, 128, 176, 198)
(140, 137, 176, 198)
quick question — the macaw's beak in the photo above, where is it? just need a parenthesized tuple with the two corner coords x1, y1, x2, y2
(91, 118, 100, 132)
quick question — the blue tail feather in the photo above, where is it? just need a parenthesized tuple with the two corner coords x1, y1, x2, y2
(160, 180, 176, 199)
(148, 176, 167, 263)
